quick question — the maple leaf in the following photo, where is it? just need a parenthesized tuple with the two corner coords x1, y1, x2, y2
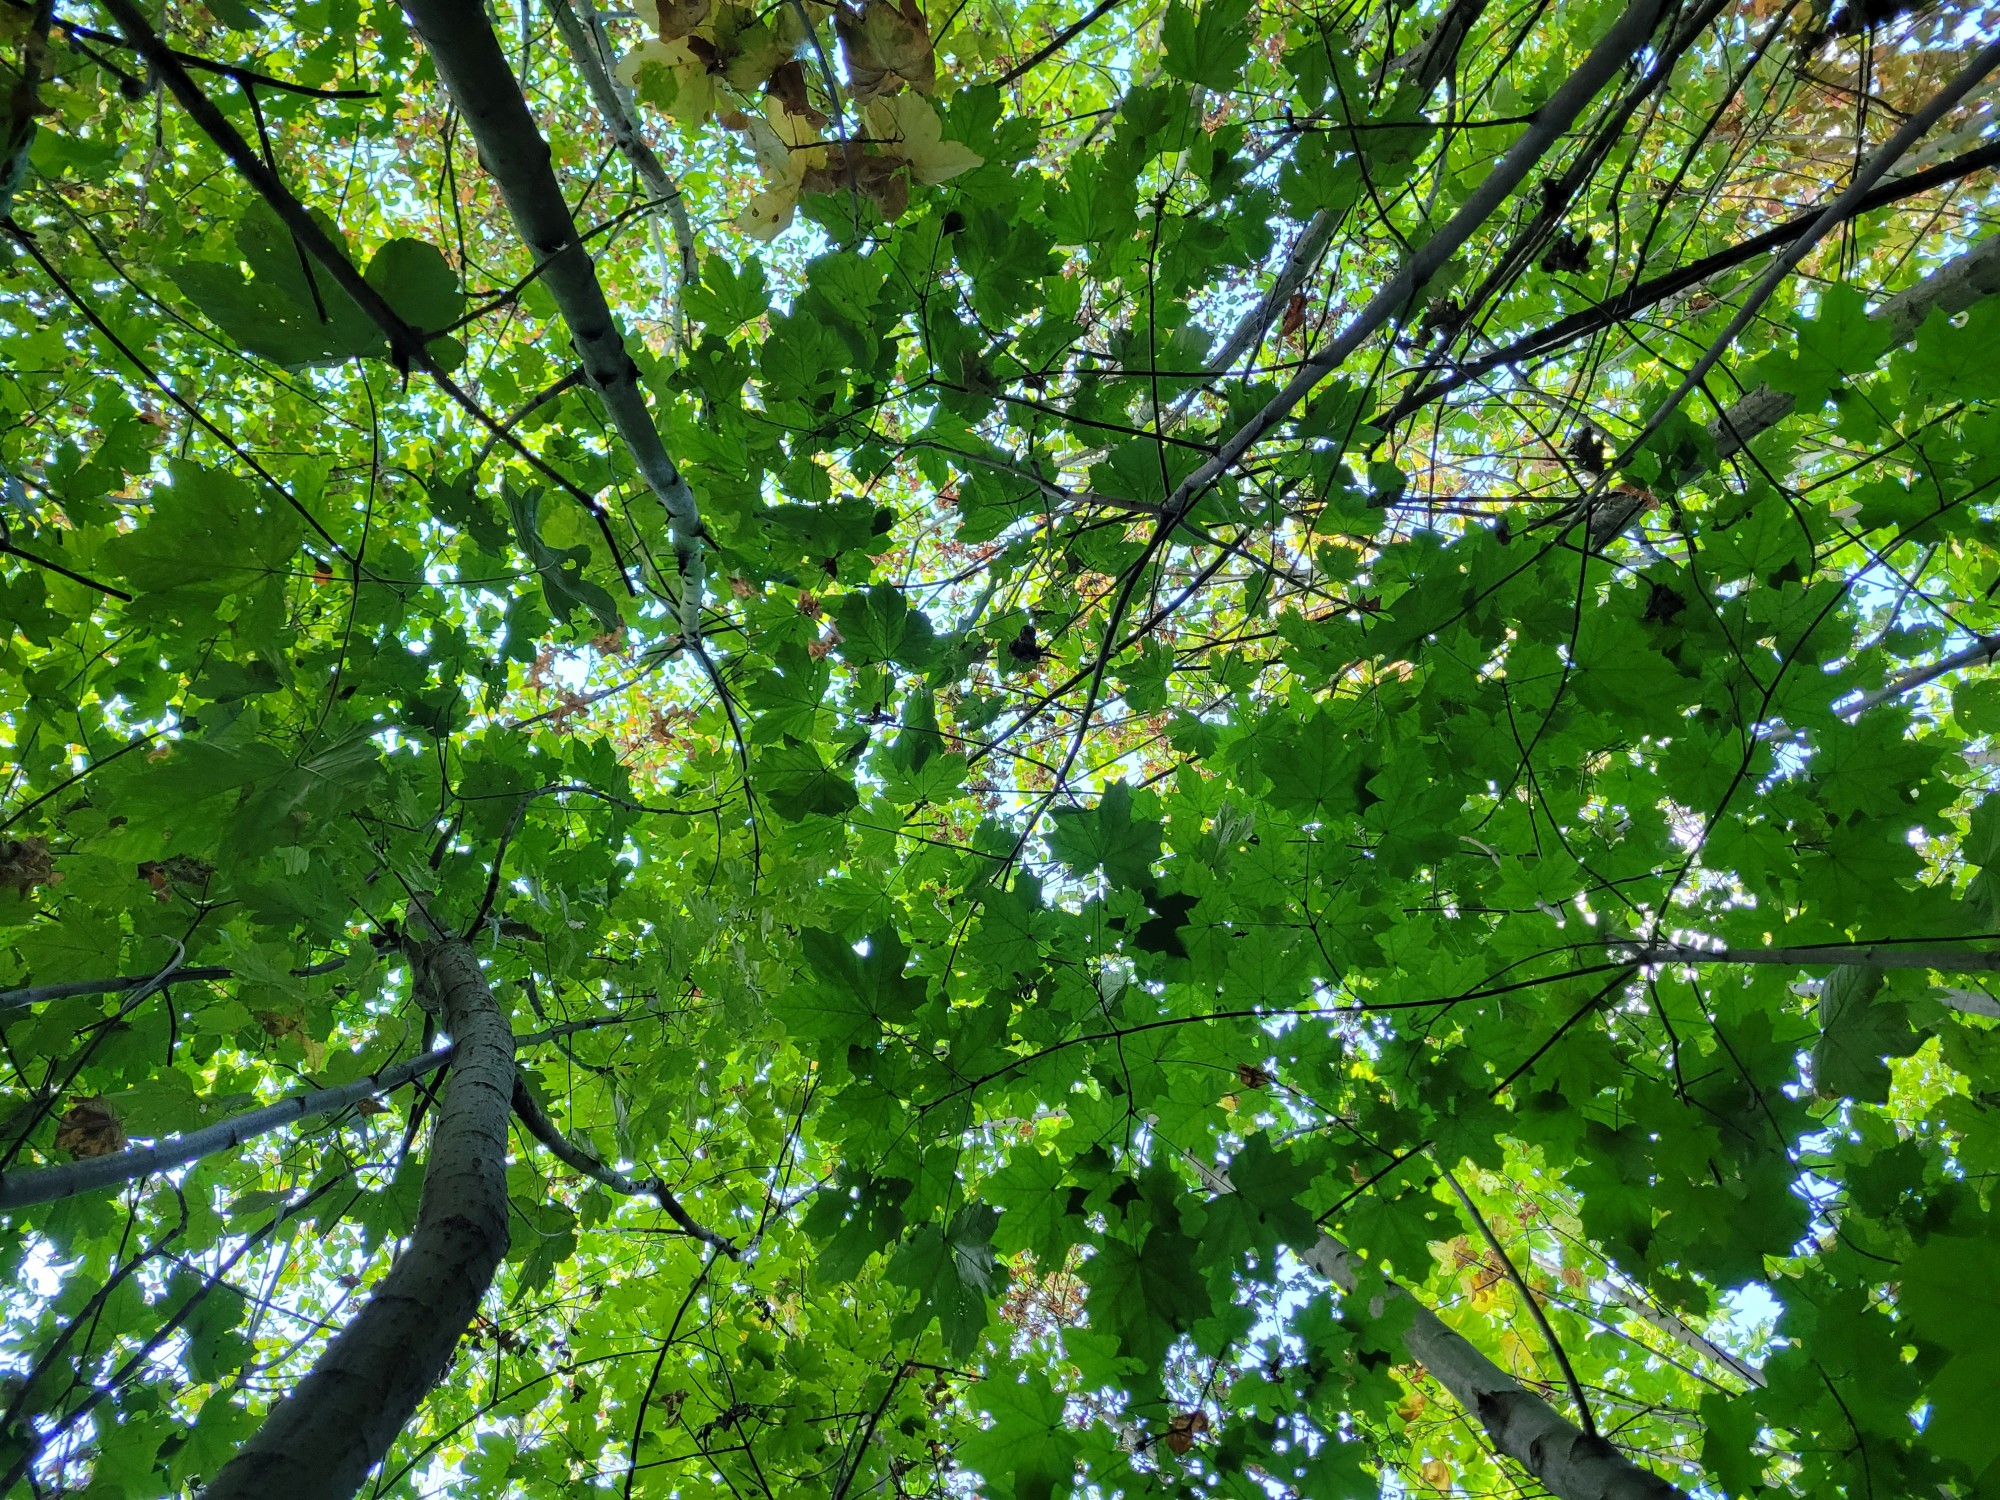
(55, 1098, 127, 1158)
(864, 94, 982, 185)
(835, 0, 935, 100)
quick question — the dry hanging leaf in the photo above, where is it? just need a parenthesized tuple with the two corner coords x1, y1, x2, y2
(1278, 291, 1306, 342)
(56, 1097, 127, 1158)
(864, 94, 981, 185)
(799, 144, 911, 223)
(1419, 1458, 1453, 1490)
(0, 837, 53, 899)
(835, 0, 935, 100)
(652, 0, 712, 41)
(1163, 1408, 1209, 1456)
(1235, 1062, 1271, 1090)
(765, 59, 823, 122)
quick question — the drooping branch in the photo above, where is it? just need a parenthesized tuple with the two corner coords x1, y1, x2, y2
(197, 938, 515, 1500)
(511, 1077, 741, 1257)
(91, 0, 639, 582)
(0, 1044, 452, 1212)
(398, 0, 708, 638)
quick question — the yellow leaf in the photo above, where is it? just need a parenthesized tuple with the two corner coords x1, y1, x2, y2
(864, 94, 981, 185)
(619, 39, 721, 125)
(1420, 1458, 1452, 1490)
(734, 187, 800, 240)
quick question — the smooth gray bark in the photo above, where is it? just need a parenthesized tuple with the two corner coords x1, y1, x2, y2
(197, 940, 515, 1500)
(543, 0, 698, 343)
(399, 0, 707, 636)
(1190, 1156, 1690, 1500)
(0, 1046, 452, 1212)
(1301, 1233, 1690, 1500)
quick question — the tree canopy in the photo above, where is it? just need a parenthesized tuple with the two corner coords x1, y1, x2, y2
(2, 0, 1999, 1495)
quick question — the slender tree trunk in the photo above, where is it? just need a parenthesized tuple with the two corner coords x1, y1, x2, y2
(398, 0, 706, 633)
(197, 939, 514, 1500)
(1299, 1234, 1691, 1500)
(1189, 1156, 1690, 1500)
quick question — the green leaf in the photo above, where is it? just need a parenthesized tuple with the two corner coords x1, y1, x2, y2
(1083, 1224, 1208, 1367)
(1812, 965, 1920, 1103)
(757, 738, 861, 820)
(1046, 782, 1162, 890)
(1161, 0, 1253, 91)
(503, 485, 621, 634)
(889, 1205, 1006, 1357)
(957, 1366, 1080, 1500)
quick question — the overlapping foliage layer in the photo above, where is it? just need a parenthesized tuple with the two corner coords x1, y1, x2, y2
(2, 0, 1999, 1494)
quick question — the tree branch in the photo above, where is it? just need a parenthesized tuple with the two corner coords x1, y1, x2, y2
(1379, 140, 2000, 431)
(1153, 0, 1670, 529)
(543, 0, 698, 348)
(0, 1044, 452, 1212)
(511, 1076, 740, 1257)
(1191, 1153, 1689, 1500)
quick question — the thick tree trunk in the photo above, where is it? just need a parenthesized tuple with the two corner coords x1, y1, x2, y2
(197, 940, 514, 1500)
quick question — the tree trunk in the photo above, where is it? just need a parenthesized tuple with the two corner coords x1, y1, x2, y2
(397, 0, 705, 633)
(1190, 1155, 1691, 1500)
(197, 939, 514, 1500)
(1299, 1234, 1691, 1500)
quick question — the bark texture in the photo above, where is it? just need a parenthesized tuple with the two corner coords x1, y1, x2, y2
(197, 940, 514, 1500)
(399, 0, 706, 633)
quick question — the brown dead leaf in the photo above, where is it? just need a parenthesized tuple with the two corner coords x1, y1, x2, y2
(764, 58, 824, 121)
(56, 1098, 127, 1158)
(1236, 1062, 1271, 1090)
(835, 0, 935, 100)
(1278, 291, 1306, 342)
(1163, 1409, 1209, 1456)
(653, 0, 712, 40)
(0, 838, 54, 899)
